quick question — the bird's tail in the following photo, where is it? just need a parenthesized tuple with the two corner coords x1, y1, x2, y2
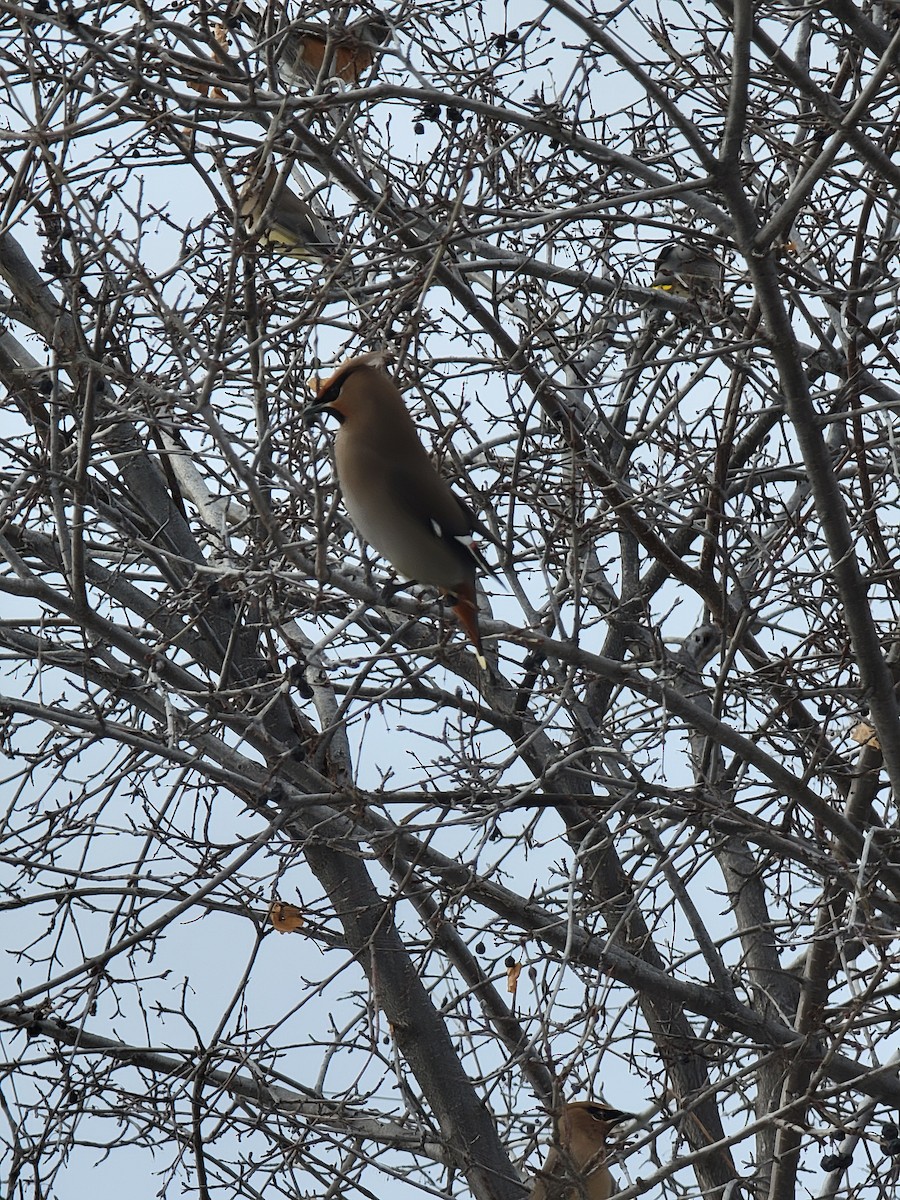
(450, 582, 488, 671)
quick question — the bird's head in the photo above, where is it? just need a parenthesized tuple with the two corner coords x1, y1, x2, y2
(559, 1100, 634, 1167)
(358, 12, 391, 46)
(303, 351, 394, 427)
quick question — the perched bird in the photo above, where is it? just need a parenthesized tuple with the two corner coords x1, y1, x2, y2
(305, 352, 493, 668)
(651, 241, 722, 300)
(238, 158, 333, 261)
(242, 5, 390, 88)
(679, 623, 721, 668)
(531, 1101, 633, 1200)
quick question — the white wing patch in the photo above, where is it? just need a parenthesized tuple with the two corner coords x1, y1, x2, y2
(429, 519, 485, 566)
(430, 520, 477, 551)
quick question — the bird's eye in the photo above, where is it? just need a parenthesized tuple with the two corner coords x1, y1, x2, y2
(316, 378, 344, 406)
(587, 1106, 617, 1122)
(316, 363, 363, 407)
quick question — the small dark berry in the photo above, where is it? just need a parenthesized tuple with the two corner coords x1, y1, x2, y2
(414, 121, 424, 135)
(883, 1123, 898, 1140)
(475, 942, 485, 955)
(447, 107, 462, 124)
(821, 1152, 852, 1172)
(504, 956, 516, 969)
(887, 1138, 900, 1156)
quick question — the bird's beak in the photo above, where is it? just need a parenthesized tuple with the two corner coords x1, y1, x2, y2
(302, 397, 332, 427)
(301, 374, 336, 427)
(606, 1110, 635, 1128)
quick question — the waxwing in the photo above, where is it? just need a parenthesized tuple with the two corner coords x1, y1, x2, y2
(305, 352, 493, 667)
(531, 1101, 633, 1200)
(651, 241, 722, 300)
(239, 158, 333, 261)
(241, 4, 390, 89)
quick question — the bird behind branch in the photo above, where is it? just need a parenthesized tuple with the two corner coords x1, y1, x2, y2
(304, 352, 496, 668)
(238, 156, 334, 261)
(531, 1101, 633, 1200)
(651, 241, 722, 301)
(238, 3, 390, 88)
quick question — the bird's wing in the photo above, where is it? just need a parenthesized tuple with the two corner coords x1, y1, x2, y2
(265, 191, 332, 257)
(386, 465, 496, 575)
(452, 488, 504, 553)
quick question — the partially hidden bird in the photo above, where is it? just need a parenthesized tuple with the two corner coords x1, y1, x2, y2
(531, 1101, 633, 1200)
(651, 241, 722, 300)
(305, 352, 494, 668)
(241, 5, 390, 88)
(238, 157, 333, 261)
